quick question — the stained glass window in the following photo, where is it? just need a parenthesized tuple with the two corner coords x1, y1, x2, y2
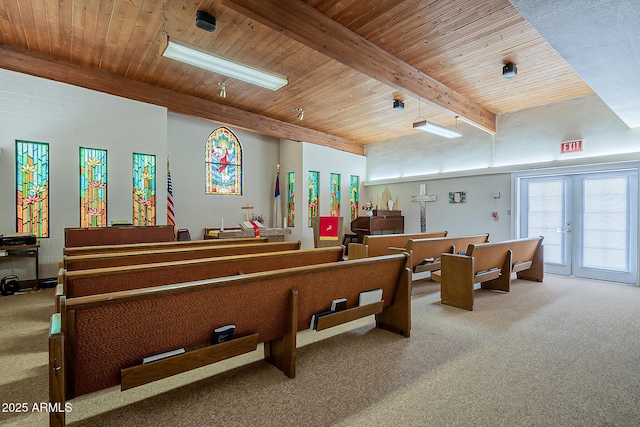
(330, 173, 341, 217)
(205, 127, 243, 195)
(80, 147, 107, 227)
(350, 175, 359, 221)
(132, 153, 156, 226)
(287, 172, 295, 227)
(15, 140, 49, 237)
(308, 171, 319, 227)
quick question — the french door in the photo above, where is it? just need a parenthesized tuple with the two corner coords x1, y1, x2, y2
(519, 169, 638, 284)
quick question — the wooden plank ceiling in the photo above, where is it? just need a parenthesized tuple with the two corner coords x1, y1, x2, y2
(0, 0, 592, 155)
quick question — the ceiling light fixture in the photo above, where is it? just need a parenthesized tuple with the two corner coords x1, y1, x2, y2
(295, 108, 304, 120)
(502, 62, 517, 79)
(218, 83, 226, 98)
(412, 98, 462, 139)
(161, 36, 289, 91)
(393, 99, 404, 111)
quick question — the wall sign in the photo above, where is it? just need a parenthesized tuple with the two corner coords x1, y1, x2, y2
(561, 139, 583, 153)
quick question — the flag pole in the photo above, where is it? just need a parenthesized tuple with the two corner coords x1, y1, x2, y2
(167, 156, 176, 234)
(273, 164, 281, 228)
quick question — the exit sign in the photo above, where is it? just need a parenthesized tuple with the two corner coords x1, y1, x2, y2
(561, 139, 583, 153)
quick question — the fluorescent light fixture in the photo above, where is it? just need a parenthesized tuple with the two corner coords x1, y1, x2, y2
(413, 120, 462, 139)
(161, 36, 288, 91)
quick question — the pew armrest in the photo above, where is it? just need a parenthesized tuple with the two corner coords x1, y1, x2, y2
(49, 313, 66, 427)
(347, 243, 367, 260)
(440, 254, 474, 311)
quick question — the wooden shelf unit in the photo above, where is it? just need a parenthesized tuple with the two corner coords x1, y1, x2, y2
(0, 243, 40, 290)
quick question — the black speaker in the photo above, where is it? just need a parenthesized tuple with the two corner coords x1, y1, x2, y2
(502, 62, 517, 79)
(196, 11, 216, 32)
(1, 275, 19, 296)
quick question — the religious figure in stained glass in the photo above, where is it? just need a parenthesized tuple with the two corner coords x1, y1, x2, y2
(205, 127, 243, 195)
(132, 153, 156, 226)
(330, 173, 341, 217)
(15, 140, 49, 237)
(287, 171, 295, 227)
(308, 171, 319, 227)
(350, 175, 360, 221)
(80, 147, 107, 227)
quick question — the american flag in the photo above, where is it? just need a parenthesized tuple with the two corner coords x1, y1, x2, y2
(167, 157, 176, 228)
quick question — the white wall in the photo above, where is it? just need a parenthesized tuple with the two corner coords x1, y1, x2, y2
(0, 69, 167, 278)
(367, 94, 640, 182)
(278, 138, 304, 243)
(294, 142, 366, 248)
(167, 113, 280, 240)
(366, 174, 511, 241)
(364, 94, 640, 242)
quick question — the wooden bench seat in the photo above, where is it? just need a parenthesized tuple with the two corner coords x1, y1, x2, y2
(48, 254, 411, 427)
(63, 237, 270, 256)
(434, 236, 544, 310)
(388, 233, 490, 273)
(347, 231, 448, 259)
(58, 246, 345, 300)
(62, 240, 302, 271)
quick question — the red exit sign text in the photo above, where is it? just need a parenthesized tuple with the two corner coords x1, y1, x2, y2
(561, 139, 583, 153)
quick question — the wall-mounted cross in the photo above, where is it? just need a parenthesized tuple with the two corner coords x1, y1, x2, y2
(411, 184, 437, 232)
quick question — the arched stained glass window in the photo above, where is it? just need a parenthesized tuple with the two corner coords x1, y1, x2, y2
(205, 127, 243, 195)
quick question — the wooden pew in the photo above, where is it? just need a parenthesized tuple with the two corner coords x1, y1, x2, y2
(388, 233, 490, 274)
(434, 236, 544, 310)
(48, 254, 411, 427)
(58, 247, 345, 299)
(63, 237, 269, 256)
(348, 231, 448, 259)
(63, 240, 302, 271)
(64, 225, 175, 247)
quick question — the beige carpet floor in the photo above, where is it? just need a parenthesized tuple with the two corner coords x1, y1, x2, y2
(1, 274, 640, 426)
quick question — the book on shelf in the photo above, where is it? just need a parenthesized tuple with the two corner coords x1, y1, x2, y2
(310, 310, 334, 330)
(142, 348, 186, 364)
(358, 288, 383, 306)
(212, 324, 236, 344)
(330, 297, 347, 312)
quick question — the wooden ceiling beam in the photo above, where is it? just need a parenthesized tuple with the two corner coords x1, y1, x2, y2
(0, 44, 363, 155)
(222, 0, 497, 134)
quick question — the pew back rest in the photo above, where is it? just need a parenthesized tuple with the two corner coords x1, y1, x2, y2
(64, 225, 175, 247)
(362, 231, 448, 257)
(466, 236, 543, 274)
(63, 247, 345, 297)
(63, 241, 302, 271)
(64, 254, 408, 398)
(507, 236, 544, 266)
(406, 233, 490, 268)
(63, 237, 269, 256)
